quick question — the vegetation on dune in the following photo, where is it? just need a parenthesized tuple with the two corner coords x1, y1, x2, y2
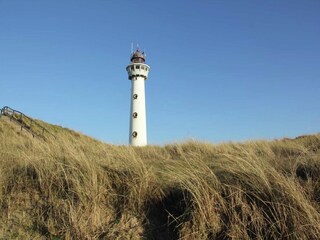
(0, 116, 319, 239)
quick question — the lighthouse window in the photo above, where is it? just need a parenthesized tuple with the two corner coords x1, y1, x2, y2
(130, 66, 134, 70)
(133, 94, 138, 99)
(133, 112, 138, 118)
(132, 131, 138, 137)
(141, 66, 145, 70)
(136, 65, 140, 69)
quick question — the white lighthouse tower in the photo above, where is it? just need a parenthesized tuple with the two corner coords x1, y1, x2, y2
(126, 49, 150, 146)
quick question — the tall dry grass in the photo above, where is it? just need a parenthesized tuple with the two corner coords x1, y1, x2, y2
(0, 117, 319, 239)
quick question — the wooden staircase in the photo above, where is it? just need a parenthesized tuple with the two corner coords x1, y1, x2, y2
(0, 106, 56, 139)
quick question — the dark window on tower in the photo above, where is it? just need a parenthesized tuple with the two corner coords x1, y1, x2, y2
(141, 66, 145, 70)
(133, 94, 138, 99)
(131, 66, 134, 70)
(136, 65, 140, 69)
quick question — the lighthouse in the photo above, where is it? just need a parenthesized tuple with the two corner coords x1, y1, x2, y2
(126, 49, 150, 146)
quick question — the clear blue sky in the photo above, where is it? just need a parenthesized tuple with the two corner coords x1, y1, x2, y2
(1, 0, 319, 145)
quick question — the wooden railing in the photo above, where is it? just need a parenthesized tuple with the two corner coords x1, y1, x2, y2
(0, 106, 56, 139)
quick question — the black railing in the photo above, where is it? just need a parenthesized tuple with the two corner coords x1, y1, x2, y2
(0, 106, 56, 139)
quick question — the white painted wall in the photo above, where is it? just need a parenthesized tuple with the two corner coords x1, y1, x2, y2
(126, 63, 150, 146)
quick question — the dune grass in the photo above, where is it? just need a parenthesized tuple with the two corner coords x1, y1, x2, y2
(0, 116, 319, 239)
